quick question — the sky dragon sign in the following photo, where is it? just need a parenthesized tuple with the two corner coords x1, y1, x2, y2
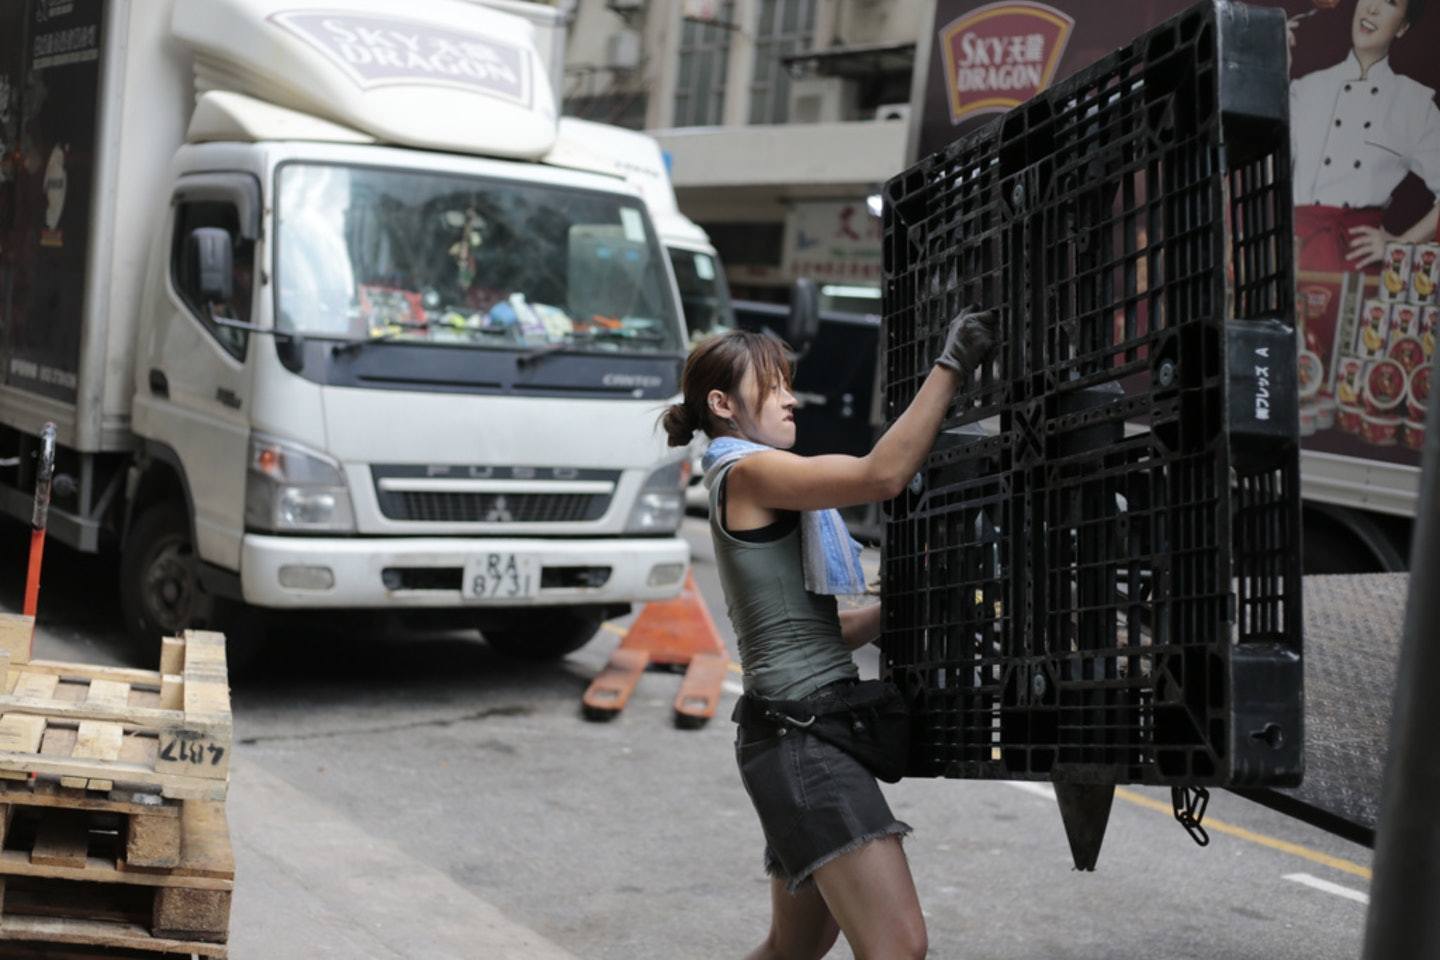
(938, 0, 1075, 124)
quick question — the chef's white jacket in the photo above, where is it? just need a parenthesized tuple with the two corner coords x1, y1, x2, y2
(1290, 51, 1440, 209)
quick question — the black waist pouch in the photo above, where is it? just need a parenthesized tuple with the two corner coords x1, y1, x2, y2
(735, 680, 911, 783)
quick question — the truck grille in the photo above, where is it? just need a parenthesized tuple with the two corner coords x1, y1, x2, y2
(380, 491, 610, 524)
(370, 465, 622, 524)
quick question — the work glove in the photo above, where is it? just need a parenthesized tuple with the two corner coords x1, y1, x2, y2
(934, 306, 997, 374)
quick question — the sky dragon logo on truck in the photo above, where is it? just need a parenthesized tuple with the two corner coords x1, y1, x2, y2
(269, 10, 532, 107)
(938, 1, 1074, 124)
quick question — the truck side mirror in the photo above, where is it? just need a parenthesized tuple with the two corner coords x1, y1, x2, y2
(186, 227, 234, 305)
(786, 277, 820, 355)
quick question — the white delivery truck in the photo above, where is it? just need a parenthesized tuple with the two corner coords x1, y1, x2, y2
(548, 117, 736, 341)
(0, 0, 692, 664)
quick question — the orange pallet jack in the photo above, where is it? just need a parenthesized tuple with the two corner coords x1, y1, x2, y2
(582, 571, 729, 728)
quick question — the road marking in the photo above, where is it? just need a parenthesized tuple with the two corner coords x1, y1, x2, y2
(1112, 787, 1373, 881)
(1004, 781, 1056, 801)
(1284, 872, 1370, 904)
(722, 680, 746, 697)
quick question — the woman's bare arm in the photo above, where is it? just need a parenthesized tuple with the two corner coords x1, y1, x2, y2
(730, 363, 966, 511)
(839, 602, 882, 650)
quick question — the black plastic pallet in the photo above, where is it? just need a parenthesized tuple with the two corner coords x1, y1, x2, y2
(880, 0, 1303, 790)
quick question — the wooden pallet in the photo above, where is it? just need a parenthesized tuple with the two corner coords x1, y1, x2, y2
(0, 933, 207, 958)
(0, 628, 231, 801)
(0, 780, 185, 870)
(0, 799, 232, 956)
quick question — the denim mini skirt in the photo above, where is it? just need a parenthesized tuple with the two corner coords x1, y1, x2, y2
(734, 690, 912, 892)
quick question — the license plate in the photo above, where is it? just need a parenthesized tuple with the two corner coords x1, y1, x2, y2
(463, 554, 538, 600)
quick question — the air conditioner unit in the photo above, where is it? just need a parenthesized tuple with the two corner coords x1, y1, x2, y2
(788, 77, 860, 125)
(874, 102, 910, 123)
(605, 29, 642, 70)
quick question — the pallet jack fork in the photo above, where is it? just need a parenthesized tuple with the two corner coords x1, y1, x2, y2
(582, 571, 729, 728)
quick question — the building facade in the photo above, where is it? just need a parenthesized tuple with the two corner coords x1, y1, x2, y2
(561, 0, 930, 309)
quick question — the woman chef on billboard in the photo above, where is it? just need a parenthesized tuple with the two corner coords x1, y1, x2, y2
(1290, 0, 1440, 265)
(1287, 0, 1440, 401)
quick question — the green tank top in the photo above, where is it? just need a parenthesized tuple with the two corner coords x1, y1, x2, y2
(709, 462, 858, 701)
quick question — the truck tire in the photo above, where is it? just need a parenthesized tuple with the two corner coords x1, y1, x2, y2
(120, 503, 261, 672)
(481, 607, 605, 660)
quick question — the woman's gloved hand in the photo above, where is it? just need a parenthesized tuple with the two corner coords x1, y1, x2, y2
(934, 306, 998, 374)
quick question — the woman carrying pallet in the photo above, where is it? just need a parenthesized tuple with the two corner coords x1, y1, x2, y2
(661, 310, 994, 960)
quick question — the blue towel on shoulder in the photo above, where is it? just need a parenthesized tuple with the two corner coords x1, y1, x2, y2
(701, 436, 868, 596)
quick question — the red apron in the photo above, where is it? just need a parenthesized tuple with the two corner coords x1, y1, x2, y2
(1293, 204, 1385, 374)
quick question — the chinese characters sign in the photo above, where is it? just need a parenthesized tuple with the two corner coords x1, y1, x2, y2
(938, 1, 1074, 124)
(784, 201, 883, 284)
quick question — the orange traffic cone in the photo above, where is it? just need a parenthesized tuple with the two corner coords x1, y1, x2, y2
(582, 571, 730, 728)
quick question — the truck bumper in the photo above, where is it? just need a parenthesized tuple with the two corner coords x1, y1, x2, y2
(239, 534, 690, 609)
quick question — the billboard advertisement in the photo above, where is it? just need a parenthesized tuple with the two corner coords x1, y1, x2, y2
(917, 0, 1439, 469)
(0, 0, 105, 406)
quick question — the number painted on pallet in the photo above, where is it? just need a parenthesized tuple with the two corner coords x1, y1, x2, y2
(158, 736, 226, 767)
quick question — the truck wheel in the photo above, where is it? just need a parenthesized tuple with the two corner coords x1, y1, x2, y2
(482, 607, 605, 660)
(120, 503, 262, 673)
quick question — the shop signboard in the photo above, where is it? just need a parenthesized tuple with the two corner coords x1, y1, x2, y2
(783, 199, 883, 285)
(916, 0, 1440, 468)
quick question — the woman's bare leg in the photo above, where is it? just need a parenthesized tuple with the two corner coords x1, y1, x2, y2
(744, 876, 841, 960)
(812, 836, 926, 960)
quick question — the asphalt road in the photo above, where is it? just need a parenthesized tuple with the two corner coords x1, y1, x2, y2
(0, 516, 1376, 959)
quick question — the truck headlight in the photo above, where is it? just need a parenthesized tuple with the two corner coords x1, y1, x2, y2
(244, 432, 355, 533)
(625, 458, 689, 534)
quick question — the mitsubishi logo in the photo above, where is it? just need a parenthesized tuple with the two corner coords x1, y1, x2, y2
(484, 495, 515, 523)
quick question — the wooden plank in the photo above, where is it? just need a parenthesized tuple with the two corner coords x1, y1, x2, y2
(160, 636, 185, 677)
(0, 713, 47, 754)
(0, 849, 232, 890)
(177, 802, 234, 880)
(182, 632, 230, 718)
(0, 712, 47, 781)
(0, 695, 188, 730)
(0, 942, 207, 960)
(12, 672, 59, 701)
(0, 613, 33, 666)
(64, 722, 123, 791)
(153, 887, 232, 941)
(0, 914, 227, 957)
(160, 675, 184, 711)
(0, 780, 176, 818)
(126, 813, 183, 869)
(73, 722, 124, 763)
(158, 639, 233, 779)
(0, 745, 227, 802)
(10, 658, 165, 689)
(30, 810, 92, 869)
(123, 800, 233, 882)
(154, 726, 230, 782)
(85, 680, 131, 710)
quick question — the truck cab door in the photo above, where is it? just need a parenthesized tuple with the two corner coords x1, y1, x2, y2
(140, 173, 261, 572)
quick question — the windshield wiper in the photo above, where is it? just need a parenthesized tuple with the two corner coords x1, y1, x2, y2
(330, 329, 408, 357)
(515, 342, 573, 368)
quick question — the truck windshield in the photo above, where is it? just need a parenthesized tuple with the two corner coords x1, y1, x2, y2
(668, 247, 735, 342)
(274, 163, 682, 355)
